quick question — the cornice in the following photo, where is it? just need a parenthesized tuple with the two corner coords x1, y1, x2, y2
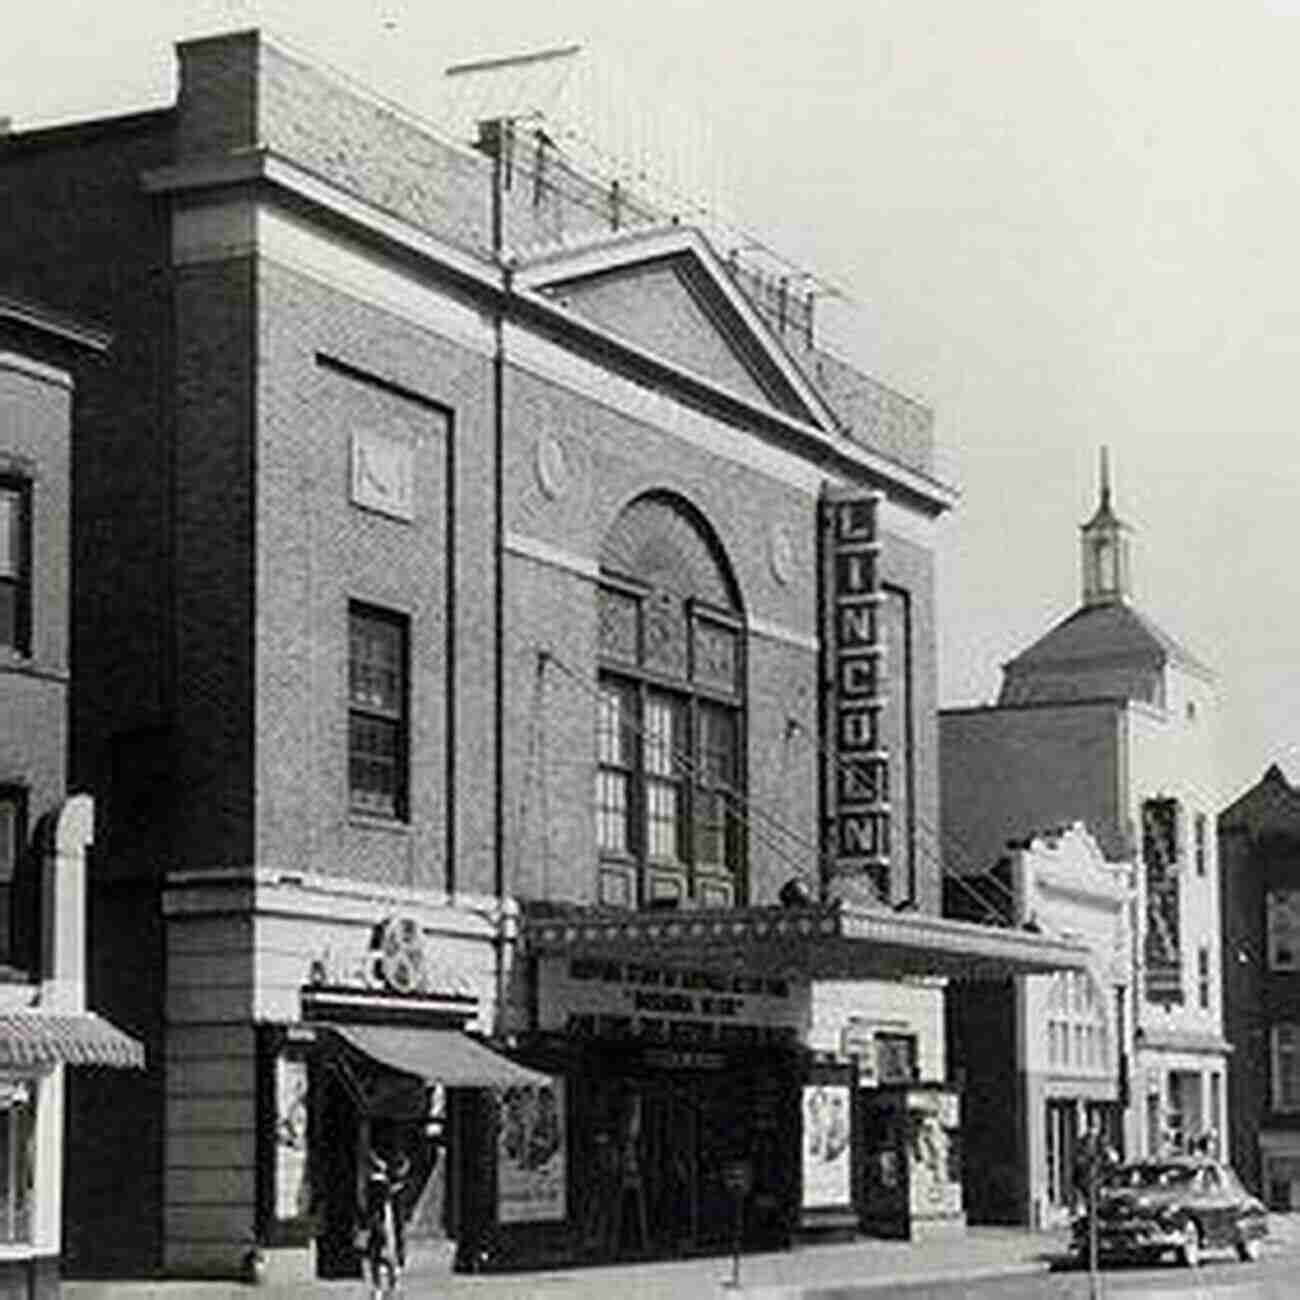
(142, 149, 958, 515)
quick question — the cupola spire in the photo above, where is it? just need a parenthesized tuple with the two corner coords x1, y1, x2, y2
(1080, 446, 1131, 605)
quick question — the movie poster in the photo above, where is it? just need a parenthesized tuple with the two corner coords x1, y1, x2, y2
(274, 1054, 310, 1222)
(802, 1083, 852, 1209)
(496, 1080, 566, 1223)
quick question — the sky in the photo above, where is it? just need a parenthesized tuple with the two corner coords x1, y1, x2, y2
(5, 0, 1299, 803)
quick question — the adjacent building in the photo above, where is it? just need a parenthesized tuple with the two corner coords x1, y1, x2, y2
(946, 824, 1132, 1226)
(941, 454, 1229, 1167)
(1219, 764, 1300, 1206)
(0, 28, 1087, 1282)
(0, 298, 143, 1299)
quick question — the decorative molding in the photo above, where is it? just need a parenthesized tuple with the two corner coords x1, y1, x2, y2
(350, 428, 415, 521)
(504, 532, 600, 582)
(504, 533, 816, 652)
(534, 434, 572, 501)
(162, 865, 507, 934)
(515, 223, 843, 436)
(748, 616, 819, 654)
(768, 523, 796, 586)
(0, 351, 74, 391)
(157, 165, 956, 514)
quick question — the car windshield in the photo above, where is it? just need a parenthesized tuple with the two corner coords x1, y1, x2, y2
(1103, 1163, 1201, 1190)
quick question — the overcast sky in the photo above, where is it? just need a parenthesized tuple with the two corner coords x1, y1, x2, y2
(5, 0, 1298, 804)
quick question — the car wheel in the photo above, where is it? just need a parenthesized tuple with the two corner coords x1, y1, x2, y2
(1236, 1232, 1262, 1263)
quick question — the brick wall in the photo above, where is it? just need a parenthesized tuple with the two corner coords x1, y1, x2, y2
(253, 259, 496, 894)
(1, 114, 178, 1276)
(172, 258, 256, 868)
(881, 530, 940, 913)
(940, 702, 1127, 873)
(500, 358, 826, 906)
(0, 114, 176, 825)
(1218, 777, 1300, 1195)
(177, 33, 492, 258)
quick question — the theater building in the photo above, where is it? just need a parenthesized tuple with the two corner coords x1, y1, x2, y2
(0, 28, 1086, 1280)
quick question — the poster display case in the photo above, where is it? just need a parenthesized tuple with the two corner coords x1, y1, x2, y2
(858, 1083, 964, 1240)
(799, 1058, 859, 1235)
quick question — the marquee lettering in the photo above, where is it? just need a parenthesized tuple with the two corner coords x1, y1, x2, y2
(821, 487, 891, 898)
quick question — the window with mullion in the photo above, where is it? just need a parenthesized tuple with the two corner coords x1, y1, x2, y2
(693, 702, 737, 872)
(643, 690, 686, 863)
(0, 481, 31, 655)
(596, 562, 744, 903)
(348, 605, 408, 819)
(596, 681, 634, 855)
(1273, 1024, 1300, 1113)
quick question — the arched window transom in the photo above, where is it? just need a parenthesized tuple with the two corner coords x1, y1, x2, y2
(594, 494, 745, 911)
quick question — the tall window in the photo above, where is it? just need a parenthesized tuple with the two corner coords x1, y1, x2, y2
(1197, 944, 1211, 1010)
(0, 789, 24, 961)
(1194, 813, 1207, 877)
(1272, 1024, 1300, 1113)
(0, 480, 31, 655)
(0, 1080, 34, 1243)
(348, 604, 408, 819)
(596, 495, 744, 910)
(1267, 891, 1300, 971)
(1045, 970, 1110, 1075)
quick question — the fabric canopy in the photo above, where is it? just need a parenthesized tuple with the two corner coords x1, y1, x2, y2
(0, 1011, 145, 1069)
(333, 1025, 550, 1089)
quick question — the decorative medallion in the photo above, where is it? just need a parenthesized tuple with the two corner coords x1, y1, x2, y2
(768, 523, 796, 586)
(306, 914, 469, 999)
(535, 435, 571, 501)
(351, 429, 415, 521)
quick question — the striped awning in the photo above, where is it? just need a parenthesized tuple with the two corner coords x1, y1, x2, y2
(0, 1011, 145, 1070)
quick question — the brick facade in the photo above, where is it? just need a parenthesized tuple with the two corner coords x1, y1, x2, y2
(2, 27, 966, 1278)
(1219, 766, 1300, 1202)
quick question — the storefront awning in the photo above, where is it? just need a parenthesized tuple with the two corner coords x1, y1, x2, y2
(0, 1011, 145, 1069)
(333, 1025, 551, 1088)
(523, 900, 1091, 981)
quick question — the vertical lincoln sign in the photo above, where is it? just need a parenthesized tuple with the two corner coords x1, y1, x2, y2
(820, 487, 890, 899)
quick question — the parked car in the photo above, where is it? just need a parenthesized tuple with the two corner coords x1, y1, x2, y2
(1072, 1156, 1268, 1267)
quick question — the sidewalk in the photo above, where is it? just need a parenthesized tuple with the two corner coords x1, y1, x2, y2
(64, 1227, 1067, 1300)
(61, 1213, 1300, 1300)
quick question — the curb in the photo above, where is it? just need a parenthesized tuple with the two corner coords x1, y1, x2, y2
(736, 1259, 1052, 1298)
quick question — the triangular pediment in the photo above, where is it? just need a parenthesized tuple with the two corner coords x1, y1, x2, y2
(516, 228, 835, 428)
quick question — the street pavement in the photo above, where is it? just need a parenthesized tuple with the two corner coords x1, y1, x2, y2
(62, 1214, 1300, 1300)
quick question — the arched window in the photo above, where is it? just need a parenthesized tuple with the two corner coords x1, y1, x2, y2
(594, 494, 745, 910)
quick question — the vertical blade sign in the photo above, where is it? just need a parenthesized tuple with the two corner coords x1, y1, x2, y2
(820, 487, 890, 901)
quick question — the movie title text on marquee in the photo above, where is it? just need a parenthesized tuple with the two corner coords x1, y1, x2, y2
(537, 956, 809, 1035)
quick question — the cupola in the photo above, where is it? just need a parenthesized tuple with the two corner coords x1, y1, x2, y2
(1080, 447, 1132, 606)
